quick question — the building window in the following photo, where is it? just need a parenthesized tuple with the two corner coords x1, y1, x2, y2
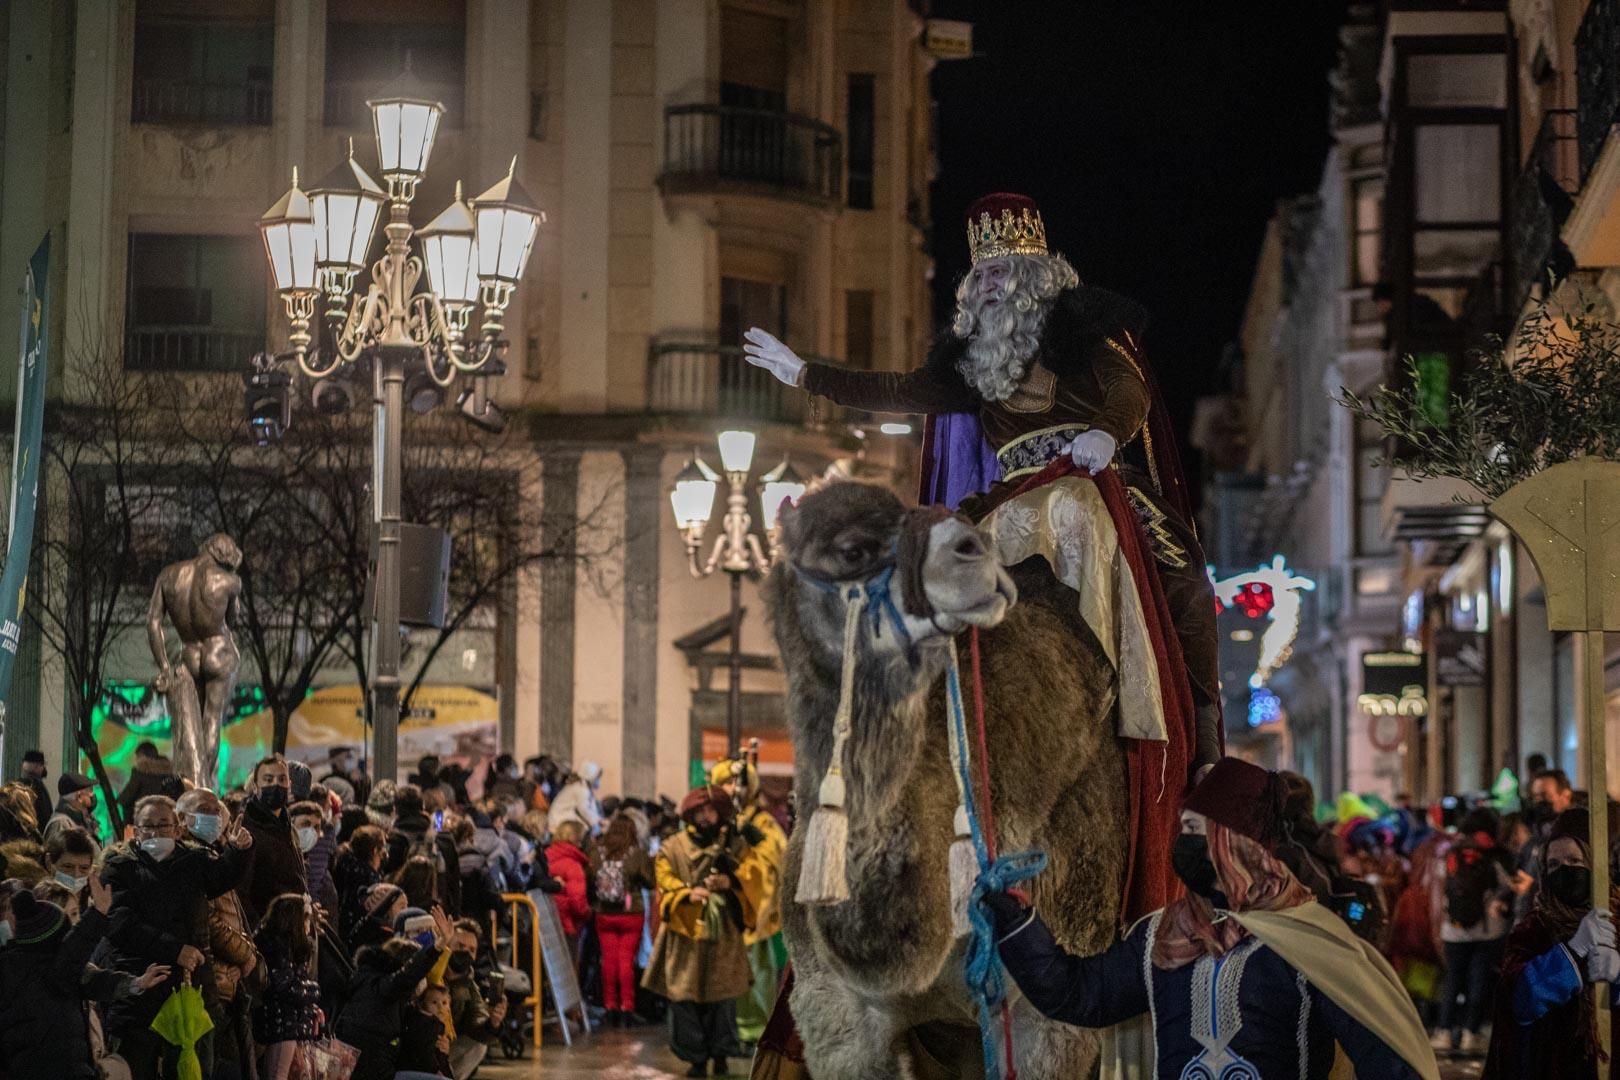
(720, 276, 788, 420)
(1351, 176, 1382, 287)
(845, 290, 875, 369)
(1354, 415, 1392, 558)
(324, 0, 466, 128)
(131, 8, 273, 126)
(126, 234, 266, 373)
(847, 74, 876, 210)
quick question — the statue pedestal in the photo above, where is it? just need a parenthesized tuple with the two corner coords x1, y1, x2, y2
(1492, 458, 1620, 1059)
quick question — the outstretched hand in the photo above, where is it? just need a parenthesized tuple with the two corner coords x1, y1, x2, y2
(135, 963, 172, 991)
(88, 870, 113, 915)
(742, 328, 805, 388)
(430, 903, 454, 944)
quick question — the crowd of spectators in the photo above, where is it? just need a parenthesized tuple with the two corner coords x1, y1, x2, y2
(0, 744, 788, 1080)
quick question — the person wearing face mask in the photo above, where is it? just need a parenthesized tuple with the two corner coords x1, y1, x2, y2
(1485, 807, 1620, 1079)
(46, 770, 102, 844)
(177, 787, 261, 1080)
(290, 798, 339, 912)
(44, 825, 99, 898)
(238, 754, 309, 926)
(443, 918, 507, 1079)
(100, 793, 254, 1079)
(320, 744, 371, 809)
(642, 785, 754, 1078)
(980, 758, 1440, 1080)
(18, 748, 52, 827)
(1515, 769, 1580, 919)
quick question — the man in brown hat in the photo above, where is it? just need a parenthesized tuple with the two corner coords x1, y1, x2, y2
(642, 785, 754, 1078)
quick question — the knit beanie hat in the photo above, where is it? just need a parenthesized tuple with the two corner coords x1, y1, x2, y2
(1182, 757, 1287, 850)
(364, 882, 404, 918)
(11, 890, 66, 945)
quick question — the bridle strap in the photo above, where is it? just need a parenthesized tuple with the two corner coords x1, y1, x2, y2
(790, 551, 916, 657)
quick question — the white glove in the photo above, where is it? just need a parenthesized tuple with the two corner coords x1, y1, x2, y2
(742, 328, 805, 388)
(1588, 945, 1620, 984)
(1571, 908, 1615, 957)
(1067, 430, 1118, 473)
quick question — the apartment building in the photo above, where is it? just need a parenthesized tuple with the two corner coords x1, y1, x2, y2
(0, 0, 939, 798)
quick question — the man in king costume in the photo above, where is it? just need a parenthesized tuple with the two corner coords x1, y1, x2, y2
(751, 190, 1218, 880)
(711, 756, 790, 1045)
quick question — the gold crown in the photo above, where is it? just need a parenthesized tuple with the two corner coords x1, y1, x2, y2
(968, 207, 1048, 263)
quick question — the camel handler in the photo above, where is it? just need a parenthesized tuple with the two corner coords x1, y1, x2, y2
(644, 784, 757, 1079)
(710, 756, 789, 1045)
(980, 758, 1440, 1080)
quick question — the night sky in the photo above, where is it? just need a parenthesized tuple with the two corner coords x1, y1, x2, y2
(928, 1, 1346, 448)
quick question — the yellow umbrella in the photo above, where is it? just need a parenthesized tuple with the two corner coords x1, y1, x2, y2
(150, 973, 215, 1080)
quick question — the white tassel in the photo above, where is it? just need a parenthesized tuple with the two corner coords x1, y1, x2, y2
(949, 804, 978, 938)
(796, 588, 865, 906)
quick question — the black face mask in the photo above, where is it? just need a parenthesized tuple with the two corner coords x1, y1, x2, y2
(1172, 834, 1230, 908)
(256, 785, 289, 811)
(1528, 800, 1557, 825)
(688, 823, 719, 847)
(1546, 864, 1592, 909)
(448, 950, 475, 975)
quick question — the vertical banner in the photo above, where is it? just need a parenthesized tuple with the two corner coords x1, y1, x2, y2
(0, 236, 51, 720)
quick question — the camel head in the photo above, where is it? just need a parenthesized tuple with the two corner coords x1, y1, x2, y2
(770, 482, 1017, 671)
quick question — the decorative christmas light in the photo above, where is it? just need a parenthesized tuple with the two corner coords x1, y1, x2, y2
(1248, 687, 1282, 728)
(1209, 555, 1315, 691)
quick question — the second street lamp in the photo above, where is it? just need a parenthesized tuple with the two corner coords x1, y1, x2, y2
(253, 72, 543, 783)
(671, 432, 807, 756)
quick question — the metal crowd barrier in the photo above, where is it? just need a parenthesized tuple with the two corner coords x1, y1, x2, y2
(492, 892, 544, 1050)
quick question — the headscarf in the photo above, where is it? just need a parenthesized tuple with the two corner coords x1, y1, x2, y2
(1483, 808, 1618, 1080)
(1152, 819, 1315, 970)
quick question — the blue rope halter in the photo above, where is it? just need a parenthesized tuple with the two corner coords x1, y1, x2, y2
(947, 648, 1048, 1080)
(791, 546, 917, 658)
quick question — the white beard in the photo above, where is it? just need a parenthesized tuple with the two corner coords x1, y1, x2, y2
(954, 294, 1052, 402)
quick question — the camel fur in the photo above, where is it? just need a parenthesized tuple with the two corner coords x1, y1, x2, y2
(764, 481, 1129, 1079)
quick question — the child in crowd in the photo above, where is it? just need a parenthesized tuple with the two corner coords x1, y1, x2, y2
(338, 904, 453, 1080)
(253, 893, 324, 1080)
(396, 984, 455, 1078)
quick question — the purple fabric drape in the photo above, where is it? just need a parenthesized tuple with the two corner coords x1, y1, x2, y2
(919, 412, 1003, 509)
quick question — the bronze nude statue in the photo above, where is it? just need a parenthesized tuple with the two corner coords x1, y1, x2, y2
(147, 533, 244, 787)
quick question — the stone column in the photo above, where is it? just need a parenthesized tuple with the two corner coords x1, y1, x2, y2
(539, 450, 581, 761)
(620, 446, 662, 796)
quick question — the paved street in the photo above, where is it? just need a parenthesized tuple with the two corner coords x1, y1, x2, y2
(478, 1026, 742, 1079)
(475, 1029, 1487, 1079)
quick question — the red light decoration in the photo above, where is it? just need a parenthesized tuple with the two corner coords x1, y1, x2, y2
(1233, 581, 1275, 618)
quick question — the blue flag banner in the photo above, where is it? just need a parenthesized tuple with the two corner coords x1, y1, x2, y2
(0, 236, 51, 715)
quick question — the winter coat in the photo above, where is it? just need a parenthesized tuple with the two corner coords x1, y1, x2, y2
(0, 908, 133, 1080)
(207, 885, 260, 1004)
(23, 774, 51, 829)
(457, 837, 506, 925)
(304, 828, 339, 908)
(448, 966, 500, 1043)
(250, 936, 322, 1045)
(590, 846, 655, 916)
(384, 811, 463, 914)
(546, 779, 602, 835)
(332, 849, 383, 944)
(100, 838, 251, 1032)
(238, 799, 308, 926)
(547, 839, 592, 937)
(641, 829, 754, 1004)
(335, 942, 446, 1080)
(44, 797, 95, 845)
(115, 756, 183, 825)
(396, 1007, 452, 1076)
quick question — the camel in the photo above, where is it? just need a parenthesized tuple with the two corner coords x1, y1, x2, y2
(763, 480, 1130, 1080)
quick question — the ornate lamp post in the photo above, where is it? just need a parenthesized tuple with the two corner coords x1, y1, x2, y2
(670, 431, 806, 756)
(255, 73, 544, 782)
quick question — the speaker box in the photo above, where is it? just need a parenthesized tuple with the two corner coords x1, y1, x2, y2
(366, 523, 451, 629)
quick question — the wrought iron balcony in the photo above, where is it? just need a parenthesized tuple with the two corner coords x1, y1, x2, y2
(132, 78, 272, 126)
(324, 78, 463, 128)
(1577, 0, 1620, 182)
(660, 104, 842, 207)
(647, 342, 845, 426)
(125, 327, 263, 373)
(1508, 109, 1577, 313)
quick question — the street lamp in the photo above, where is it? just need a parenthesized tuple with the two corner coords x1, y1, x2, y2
(253, 72, 544, 783)
(670, 432, 807, 755)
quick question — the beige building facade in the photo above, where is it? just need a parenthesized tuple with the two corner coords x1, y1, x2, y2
(0, 0, 938, 799)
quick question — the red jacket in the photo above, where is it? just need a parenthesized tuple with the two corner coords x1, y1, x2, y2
(547, 840, 592, 938)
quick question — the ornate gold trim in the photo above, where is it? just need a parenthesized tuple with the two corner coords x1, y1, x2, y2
(994, 422, 1087, 460)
